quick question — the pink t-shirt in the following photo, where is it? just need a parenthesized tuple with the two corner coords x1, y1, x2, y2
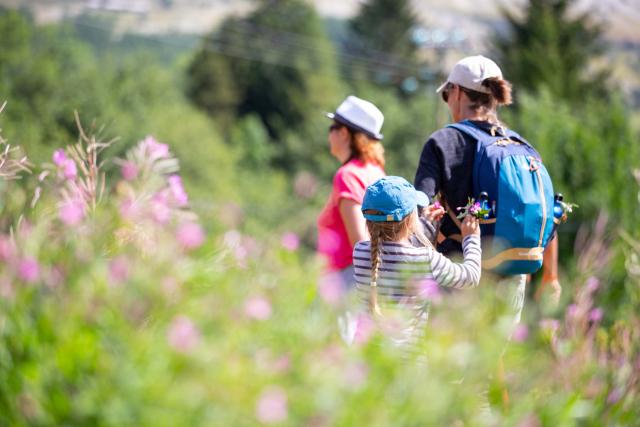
(317, 159, 385, 271)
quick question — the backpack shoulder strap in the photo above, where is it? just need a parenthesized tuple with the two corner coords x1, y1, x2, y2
(446, 120, 532, 149)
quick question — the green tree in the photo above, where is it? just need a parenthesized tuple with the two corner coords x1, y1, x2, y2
(186, 0, 341, 147)
(349, 0, 421, 90)
(493, 0, 608, 102)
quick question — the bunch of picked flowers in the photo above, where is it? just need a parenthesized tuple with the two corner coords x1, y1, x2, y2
(456, 198, 490, 220)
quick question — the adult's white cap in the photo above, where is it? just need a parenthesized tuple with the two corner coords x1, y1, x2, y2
(326, 95, 384, 140)
(436, 55, 503, 95)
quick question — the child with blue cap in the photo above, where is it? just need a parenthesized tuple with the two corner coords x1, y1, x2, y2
(352, 176, 482, 350)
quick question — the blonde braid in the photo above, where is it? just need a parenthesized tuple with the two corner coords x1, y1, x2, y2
(369, 226, 383, 316)
(364, 211, 432, 317)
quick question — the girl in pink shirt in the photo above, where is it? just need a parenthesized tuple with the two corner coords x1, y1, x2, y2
(318, 96, 386, 288)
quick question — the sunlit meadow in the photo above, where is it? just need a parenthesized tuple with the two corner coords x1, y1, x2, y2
(0, 116, 638, 426)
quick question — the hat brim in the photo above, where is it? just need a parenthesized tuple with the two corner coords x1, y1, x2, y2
(325, 112, 383, 141)
(416, 190, 430, 207)
(435, 81, 448, 93)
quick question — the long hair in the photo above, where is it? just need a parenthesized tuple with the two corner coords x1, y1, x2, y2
(364, 210, 431, 315)
(349, 131, 385, 168)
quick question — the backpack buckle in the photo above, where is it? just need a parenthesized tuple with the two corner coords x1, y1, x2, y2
(529, 157, 540, 171)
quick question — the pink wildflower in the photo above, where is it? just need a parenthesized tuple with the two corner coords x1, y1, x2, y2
(59, 199, 85, 225)
(151, 193, 171, 224)
(108, 256, 130, 285)
(280, 232, 300, 251)
(167, 315, 200, 353)
(18, 257, 40, 283)
(417, 279, 441, 303)
(585, 276, 600, 293)
(271, 354, 291, 373)
(244, 296, 273, 321)
(317, 273, 345, 306)
(121, 161, 138, 181)
(52, 149, 67, 166)
(177, 222, 205, 250)
(119, 197, 139, 219)
(468, 202, 481, 216)
(0, 235, 15, 261)
(432, 201, 442, 210)
(566, 303, 579, 318)
(168, 175, 188, 207)
(354, 313, 376, 345)
(607, 387, 623, 404)
(143, 136, 169, 159)
(62, 159, 77, 180)
(255, 387, 288, 424)
(512, 324, 529, 342)
(589, 307, 603, 323)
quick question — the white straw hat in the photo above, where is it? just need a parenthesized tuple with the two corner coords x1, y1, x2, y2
(326, 95, 384, 140)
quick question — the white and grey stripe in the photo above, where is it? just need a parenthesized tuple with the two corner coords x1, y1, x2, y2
(352, 235, 481, 350)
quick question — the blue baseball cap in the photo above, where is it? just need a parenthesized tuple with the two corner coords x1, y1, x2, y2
(362, 176, 430, 222)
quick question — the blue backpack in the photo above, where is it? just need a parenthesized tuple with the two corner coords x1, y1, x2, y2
(446, 120, 556, 275)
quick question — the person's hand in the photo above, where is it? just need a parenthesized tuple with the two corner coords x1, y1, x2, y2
(535, 277, 562, 306)
(460, 214, 480, 237)
(423, 204, 445, 222)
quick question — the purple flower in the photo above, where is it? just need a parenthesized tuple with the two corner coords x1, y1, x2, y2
(59, 199, 85, 225)
(255, 387, 288, 424)
(18, 257, 40, 283)
(244, 296, 273, 321)
(280, 232, 300, 251)
(168, 175, 188, 207)
(512, 324, 529, 342)
(177, 222, 205, 250)
(432, 201, 442, 210)
(121, 161, 138, 181)
(589, 307, 603, 323)
(167, 315, 200, 353)
(52, 149, 67, 166)
(143, 136, 169, 159)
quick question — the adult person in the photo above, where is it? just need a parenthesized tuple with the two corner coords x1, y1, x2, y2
(414, 55, 561, 323)
(317, 95, 386, 291)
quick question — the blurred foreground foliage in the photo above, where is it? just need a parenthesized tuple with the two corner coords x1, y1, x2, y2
(0, 4, 639, 424)
(0, 122, 638, 426)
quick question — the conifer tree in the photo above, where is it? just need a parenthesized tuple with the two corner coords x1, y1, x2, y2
(349, 0, 421, 89)
(186, 0, 340, 142)
(493, 0, 608, 102)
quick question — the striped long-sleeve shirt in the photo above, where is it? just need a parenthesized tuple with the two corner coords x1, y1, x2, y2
(352, 234, 482, 349)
